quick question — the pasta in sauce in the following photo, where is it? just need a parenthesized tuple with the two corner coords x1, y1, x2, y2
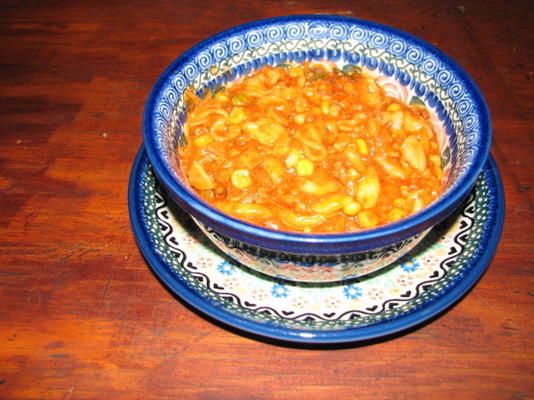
(179, 62, 443, 233)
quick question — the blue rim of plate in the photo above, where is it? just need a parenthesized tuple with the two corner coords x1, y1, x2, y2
(128, 145, 504, 344)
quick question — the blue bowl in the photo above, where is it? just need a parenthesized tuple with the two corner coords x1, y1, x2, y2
(143, 15, 491, 282)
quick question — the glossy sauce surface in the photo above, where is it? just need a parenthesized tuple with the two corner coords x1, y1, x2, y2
(180, 62, 443, 233)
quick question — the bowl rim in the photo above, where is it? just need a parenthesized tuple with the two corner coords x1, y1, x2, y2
(142, 14, 491, 254)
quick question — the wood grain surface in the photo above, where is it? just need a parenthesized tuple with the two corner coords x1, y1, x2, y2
(1, 1, 532, 399)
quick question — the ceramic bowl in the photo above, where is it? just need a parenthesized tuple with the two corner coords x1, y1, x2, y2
(142, 15, 491, 283)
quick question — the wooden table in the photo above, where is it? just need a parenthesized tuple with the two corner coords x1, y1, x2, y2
(1, 1, 532, 398)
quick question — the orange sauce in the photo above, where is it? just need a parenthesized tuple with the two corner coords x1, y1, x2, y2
(179, 62, 443, 233)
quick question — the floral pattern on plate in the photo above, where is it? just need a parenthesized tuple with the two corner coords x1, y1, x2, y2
(132, 148, 502, 338)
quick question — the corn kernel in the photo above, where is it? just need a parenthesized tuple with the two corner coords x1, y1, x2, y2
(296, 159, 314, 176)
(358, 210, 378, 229)
(388, 207, 407, 222)
(194, 134, 213, 146)
(289, 66, 304, 77)
(231, 93, 251, 106)
(231, 169, 252, 189)
(393, 198, 407, 208)
(294, 114, 306, 124)
(387, 103, 401, 112)
(356, 138, 369, 155)
(343, 201, 362, 216)
(347, 168, 359, 179)
(228, 106, 246, 124)
(214, 92, 229, 102)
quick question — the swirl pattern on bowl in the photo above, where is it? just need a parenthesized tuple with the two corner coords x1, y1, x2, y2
(143, 15, 491, 281)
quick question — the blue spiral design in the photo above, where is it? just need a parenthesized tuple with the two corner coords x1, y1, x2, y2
(230, 37, 247, 54)
(463, 148, 476, 162)
(172, 74, 187, 92)
(437, 69, 453, 85)
(389, 39, 407, 56)
(286, 23, 306, 40)
(351, 27, 368, 42)
(421, 57, 439, 74)
(183, 63, 198, 80)
(159, 103, 171, 119)
(212, 43, 229, 61)
(155, 116, 167, 134)
(173, 73, 188, 91)
(369, 32, 388, 48)
(330, 24, 348, 40)
(265, 25, 284, 42)
(448, 82, 464, 100)
(148, 19, 487, 193)
(406, 47, 423, 63)
(456, 98, 472, 117)
(245, 30, 264, 47)
(466, 131, 478, 145)
(196, 50, 212, 69)
(164, 87, 178, 104)
(463, 115, 477, 131)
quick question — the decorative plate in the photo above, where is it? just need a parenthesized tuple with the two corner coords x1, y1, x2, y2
(129, 146, 504, 344)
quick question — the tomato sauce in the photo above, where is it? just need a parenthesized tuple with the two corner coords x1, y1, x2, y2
(179, 62, 443, 233)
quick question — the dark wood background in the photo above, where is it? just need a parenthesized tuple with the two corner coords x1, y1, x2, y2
(1, 1, 532, 398)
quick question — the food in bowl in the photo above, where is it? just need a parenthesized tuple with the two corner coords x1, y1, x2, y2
(180, 62, 443, 233)
(143, 15, 491, 282)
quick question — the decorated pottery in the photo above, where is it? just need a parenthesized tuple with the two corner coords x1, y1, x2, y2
(142, 16, 491, 282)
